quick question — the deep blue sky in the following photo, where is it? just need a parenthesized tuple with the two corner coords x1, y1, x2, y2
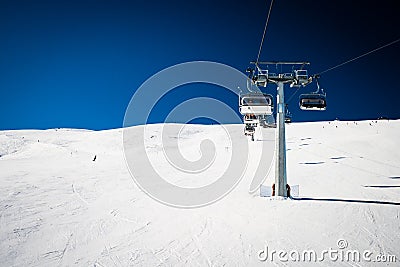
(1, 0, 399, 130)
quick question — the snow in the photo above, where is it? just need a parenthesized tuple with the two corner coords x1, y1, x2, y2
(0, 120, 399, 266)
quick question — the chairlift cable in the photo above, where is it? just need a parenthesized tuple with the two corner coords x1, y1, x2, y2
(255, 0, 275, 66)
(286, 86, 302, 104)
(315, 37, 400, 76)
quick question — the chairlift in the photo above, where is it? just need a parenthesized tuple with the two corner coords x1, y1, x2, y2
(244, 124, 255, 134)
(293, 69, 312, 87)
(265, 114, 277, 128)
(249, 67, 268, 87)
(254, 74, 268, 87)
(246, 67, 268, 90)
(285, 104, 292, 123)
(295, 70, 308, 80)
(299, 94, 326, 110)
(239, 93, 273, 115)
(244, 114, 258, 123)
(244, 122, 257, 141)
(299, 77, 327, 111)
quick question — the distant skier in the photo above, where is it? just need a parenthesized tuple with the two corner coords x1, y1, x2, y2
(93, 155, 97, 162)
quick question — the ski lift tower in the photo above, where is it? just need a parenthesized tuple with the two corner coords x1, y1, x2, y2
(250, 61, 312, 197)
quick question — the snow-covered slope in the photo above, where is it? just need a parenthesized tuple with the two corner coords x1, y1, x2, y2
(0, 120, 399, 266)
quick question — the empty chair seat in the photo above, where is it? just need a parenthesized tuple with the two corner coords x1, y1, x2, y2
(299, 94, 327, 110)
(239, 93, 274, 115)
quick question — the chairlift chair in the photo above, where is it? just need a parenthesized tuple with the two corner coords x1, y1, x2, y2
(244, 123, 256, 141)
(253, 67, 268, 87)
(299, 94, 326, 110)
(285, 104, 292, 123)
(239, 93, 273, 116)
(244, 124, 255, 133)
(299, 77, 327, 111)
(293, 69, 312, 87)
(254, 74, 268, 87)
(246, 67, 268, 90)
(243, 114, 258, 124)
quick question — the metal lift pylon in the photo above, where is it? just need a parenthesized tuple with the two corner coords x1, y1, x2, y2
(250, 61, 312, 197)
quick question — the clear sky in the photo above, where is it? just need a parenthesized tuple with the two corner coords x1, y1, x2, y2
(0, 0, 399, 130)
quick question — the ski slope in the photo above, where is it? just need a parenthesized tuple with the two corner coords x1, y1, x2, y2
(0, 120, 399, 266)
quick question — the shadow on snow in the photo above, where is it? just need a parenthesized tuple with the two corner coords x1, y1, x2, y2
(293, 197, 400, 206)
